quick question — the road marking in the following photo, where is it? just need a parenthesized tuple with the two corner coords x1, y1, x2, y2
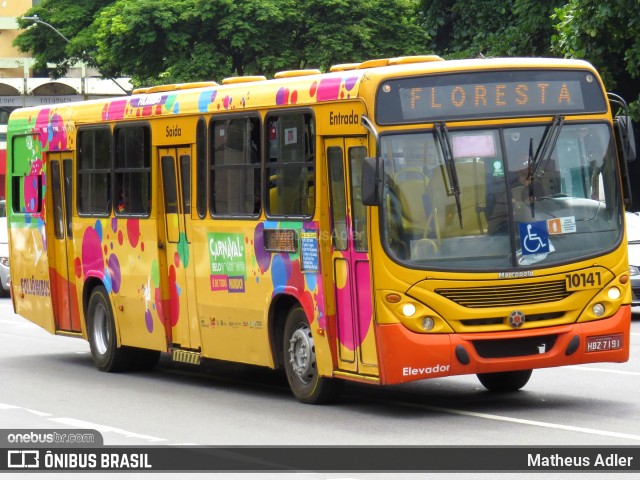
(24, 408, 52, 417)
(563, 365, 640, 376)
(49, 417, 167, 442)
(417, 404, 640, 442)
(0, 403, 167, 443)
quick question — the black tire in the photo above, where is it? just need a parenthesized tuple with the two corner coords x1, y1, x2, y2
(477, 369, 533, 392)
(283, 306, 341, 404)
(86, 286, 134, 372)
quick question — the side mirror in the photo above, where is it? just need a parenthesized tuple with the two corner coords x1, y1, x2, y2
(361, 156, 383, 206)
(615, 115, 636, 162)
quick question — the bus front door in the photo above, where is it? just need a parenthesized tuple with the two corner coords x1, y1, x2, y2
(47, 154, 81, 332)
(325, 137, 379, 377)
(158, 147, 200, 351)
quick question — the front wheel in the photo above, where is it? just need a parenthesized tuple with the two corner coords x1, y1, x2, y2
(86, 286, 134, 372)
(283, 306, 341, 404)
(477, 369, 532, 392)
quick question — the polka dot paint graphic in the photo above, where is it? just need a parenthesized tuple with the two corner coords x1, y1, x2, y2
(108, 254, 122, 293)
(80, 224, 105, 281)
(252, 221, 334, 334)
(23, 175, 41, 213)
(198, 90, 218, 112)
(310, 76, 359, 102)
(253, 223, 272, 274)
(177, 231, 189, 268)
(276, 87, 299, 106)
(126, 219, 141, 248)
(74, 217, 184, 335)
(102, 100, 128, 121)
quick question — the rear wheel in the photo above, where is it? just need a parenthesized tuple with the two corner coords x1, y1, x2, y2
(477, 369, 532, 392)
(283, 306, 341, 404)
(87, 286, 134, 372)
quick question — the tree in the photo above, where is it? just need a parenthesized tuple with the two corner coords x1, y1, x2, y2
(92, 0, 429, 86)
(297, 0, 427, 69)
(419, 0, 564, 58)
(552, 0, 640, 119)
(14, 0, 116, 78)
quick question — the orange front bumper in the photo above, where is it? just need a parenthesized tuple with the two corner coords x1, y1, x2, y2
(376, 306, 631, 385)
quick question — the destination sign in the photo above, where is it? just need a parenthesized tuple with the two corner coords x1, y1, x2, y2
(376, 70, 607, 124)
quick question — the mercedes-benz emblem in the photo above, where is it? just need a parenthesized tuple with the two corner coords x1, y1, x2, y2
(508, 310, 525, 328)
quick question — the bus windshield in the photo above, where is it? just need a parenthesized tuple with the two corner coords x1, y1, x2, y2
(381, 122, 622, 270)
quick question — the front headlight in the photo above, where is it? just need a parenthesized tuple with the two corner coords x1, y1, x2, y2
(629, 265, 640, 276)
(0, 257, 8, 268)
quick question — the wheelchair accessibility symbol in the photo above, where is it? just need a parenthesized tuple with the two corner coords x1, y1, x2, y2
(519, 221, 550, 255)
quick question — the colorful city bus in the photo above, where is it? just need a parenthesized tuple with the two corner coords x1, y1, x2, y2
(6, 56, 636, 403)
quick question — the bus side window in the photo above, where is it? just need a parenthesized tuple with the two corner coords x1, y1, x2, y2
(77, 127, 111, 216)
(209, 116, 261, 217)
(114, 125, 151, 216)
(266, 113, 315, 217)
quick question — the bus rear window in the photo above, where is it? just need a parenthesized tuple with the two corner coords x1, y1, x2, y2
(10, 135, 43, 214)
(12, 174, 43, 214)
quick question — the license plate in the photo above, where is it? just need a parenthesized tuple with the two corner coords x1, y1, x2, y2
(585, 334, 623, 352)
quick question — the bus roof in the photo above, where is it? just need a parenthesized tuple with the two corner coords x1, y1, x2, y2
(7, 56, 599, 132)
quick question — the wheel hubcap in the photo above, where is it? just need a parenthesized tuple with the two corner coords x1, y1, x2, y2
(93, 304, 109, 355)
(288, 323, 316, 384)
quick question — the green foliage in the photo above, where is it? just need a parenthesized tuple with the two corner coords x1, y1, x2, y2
(13, 0, 115, 78)
(552, 0, 640, 119)
(16, 0, 428, 87)
(419, 0, 564, 58)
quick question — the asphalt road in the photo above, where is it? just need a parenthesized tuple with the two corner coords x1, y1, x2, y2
(1, 297, 639, 479)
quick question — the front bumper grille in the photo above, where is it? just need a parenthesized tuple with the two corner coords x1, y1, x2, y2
(436, 280, 570, 308)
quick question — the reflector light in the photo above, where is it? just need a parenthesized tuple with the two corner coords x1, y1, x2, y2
(421, 317, 435, 331)
(592, 303, 605, 317)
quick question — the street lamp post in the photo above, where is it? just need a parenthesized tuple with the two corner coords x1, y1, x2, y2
(21, 15, 69, 42)
(21, 14, 130, 95)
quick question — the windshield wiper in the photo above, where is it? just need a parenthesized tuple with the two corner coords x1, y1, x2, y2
(528, 115, 564, 216)
(434, 122, 463, 228)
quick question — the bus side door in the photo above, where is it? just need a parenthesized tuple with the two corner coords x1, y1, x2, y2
(46, 154, 81, 332)
(325, 137, 379, 377)
(158, 147, 200, 351)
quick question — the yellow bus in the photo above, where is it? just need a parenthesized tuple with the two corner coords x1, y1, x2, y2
(7, 56, 636, 403)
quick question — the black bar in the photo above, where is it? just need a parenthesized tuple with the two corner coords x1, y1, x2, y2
(1, 446, 639, 472)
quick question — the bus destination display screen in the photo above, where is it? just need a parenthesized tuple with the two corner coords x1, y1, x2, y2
(376, 70, 607, 124)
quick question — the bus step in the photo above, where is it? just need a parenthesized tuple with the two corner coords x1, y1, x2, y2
(172, 349, 201, 365)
